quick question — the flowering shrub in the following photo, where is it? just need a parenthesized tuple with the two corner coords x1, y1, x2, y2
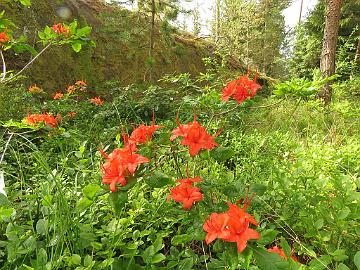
(24, 113, 59, 128)
(222, 73, 261, 104)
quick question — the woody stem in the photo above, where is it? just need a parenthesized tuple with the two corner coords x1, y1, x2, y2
(170, 144, 183, 179)
(4, 42, 52, 83)
(0, 50, 6, 82)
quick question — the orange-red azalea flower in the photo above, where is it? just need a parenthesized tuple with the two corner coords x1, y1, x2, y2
(100, 146, 149, 192)
(169, 184, 203, 210)
(203, 213, 230, 244)
(67, 112, 77, 118)
(24, 113, 58, 128)
(0, 31, 10, 45)
(28, 85, 43, 94)
(89, 97, 104, 106)
(66, 85, 76, 94)
(75, 80, 87, 87)
(267, 246, 299, 262)
(176, 176, 202, 186)
(53, 92, 64, 100)
(51, 23, 70, 35)
(171, 116, 218, 156)
(221, 74, 261, 104)
(203, 199, 259, 253)
(129, 116, 162, 145)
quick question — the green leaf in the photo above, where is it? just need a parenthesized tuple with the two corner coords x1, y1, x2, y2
(36, 248, 47, 265)
(23, 236, 36, 252)
(171, 234, 191, 245)
(280, 238, 291, 258)
(69, 254, 81, 266)
(77, 26, 92, 37)
(83, 184, 100, 199)
(151, 253, 166, 264)
(210, 146, 235, 162)
(144, 172, 172, 188)
(178, 258, 194, 270)
(108, 191, 128, 214)
(71, 42, 82, 52)
(36, 219, 48, 235)
(353, 251, 360, 269)
(142, 245, 155, 264)
(258, 229, 279, 245)
(309, 255, 332, 270)
(250, 183, 267, 196)
(19, 0, 31, 6)
(336, 263, 350, 270)
(252, 246, 290, 270)
(331, 249, 348, 262)
(153, 237, 164, 253)
(83, 255, 93, 267)
(314, 219, 324, 229)
(76, 197, 93, 212)
(338, 207, 350, 220)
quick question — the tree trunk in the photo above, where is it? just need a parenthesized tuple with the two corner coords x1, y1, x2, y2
(318, 0, 342, 105)
(355, 35, 360, 63)
(148, 0, 156, 81)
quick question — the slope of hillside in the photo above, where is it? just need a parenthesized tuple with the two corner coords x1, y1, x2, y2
(1, 0, 214, 90)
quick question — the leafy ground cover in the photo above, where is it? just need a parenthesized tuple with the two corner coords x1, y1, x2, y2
(0, 68, 359, 270)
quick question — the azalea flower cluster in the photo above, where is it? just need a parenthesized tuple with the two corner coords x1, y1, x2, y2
(28, 85, 44, 94)
(221, 73, 261, 104)
(100, 118, 161, 192)
(89, 97, 104, 106)
(170, 116, 218, 156)
(24, 113, 60, 128)
(168, 176, 203, 210)
(51, 23, 70, 35)
(0, 31, 10, 45)
(203, 198, 260, 253)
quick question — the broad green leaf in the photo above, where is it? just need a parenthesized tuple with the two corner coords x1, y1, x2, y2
(77, 26, 92, 37)
(23, 236, 36, 252)
(280, 238, 291, 258)
(309, 255, 332, 270)
(37, 248, 47, 265)
(76, 197, 93, 212)
(338, 207, 350, 220)
(171, 234, 191, 245)
(153, 237, 164, 253)
(71, 42, 82, 52)
(331, 249, 348, 262)
(252, 246, 291, 270)
(210, 146, 235, 162)
(250, 183, 267, 196)
(36, 219, 48, 235)
(83, 255, 93, 267)
(19, 0, 31, 6)
(178, 258, 194, 270)
(336, 263, 350, 270)
(83, 184, 100, 199)
(151, 253, 166, 264)
(69, 254, 81, 266)
(144, 172, 172, 188)
(142, 245, 155, 264)
(108, 191, 128, 214)
(314, 219, 324, 229)
(354, 251, 360, 269)
(258, 229, 279, 245)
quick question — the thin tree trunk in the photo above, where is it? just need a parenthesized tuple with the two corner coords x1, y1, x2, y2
(298, 0, 304, 24)
(318, 0, 342, 105)
(148, 0, 156, 82)
(215, 0, 221, 43)
(355, 35, 360, 63)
